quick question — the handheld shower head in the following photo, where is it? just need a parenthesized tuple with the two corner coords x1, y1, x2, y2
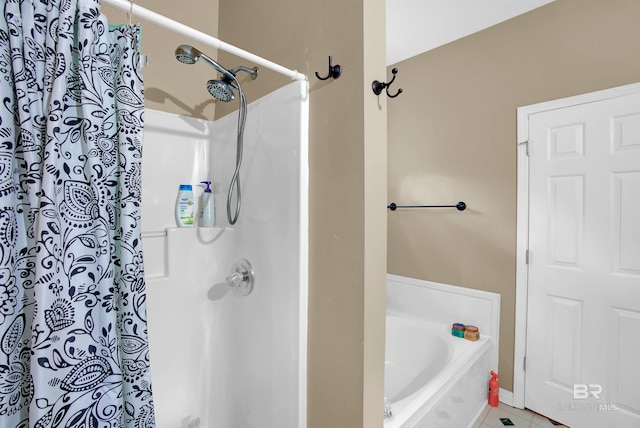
(175, 44, 236, 81)
(175, 44, 200, 65)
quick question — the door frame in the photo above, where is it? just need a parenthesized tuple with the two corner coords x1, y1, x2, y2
(513, 81, 640, 409)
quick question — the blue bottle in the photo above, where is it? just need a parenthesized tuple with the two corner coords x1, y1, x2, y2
(175, 184, 195, 227)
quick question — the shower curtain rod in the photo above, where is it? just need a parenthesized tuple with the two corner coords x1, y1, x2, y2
(102, 0, 307, 81)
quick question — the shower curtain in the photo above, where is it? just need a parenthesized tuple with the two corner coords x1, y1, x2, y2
(0, 0, 155, 426)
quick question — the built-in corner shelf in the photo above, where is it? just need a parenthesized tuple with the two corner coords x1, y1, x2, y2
(142, 227, 233, 280)
(141, 226, 233, 239)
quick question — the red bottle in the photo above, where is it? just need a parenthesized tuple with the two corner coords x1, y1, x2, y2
(488, 371, 499, 407)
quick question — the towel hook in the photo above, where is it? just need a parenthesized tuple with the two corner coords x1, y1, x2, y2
(315, 56, 341, 80)
(372, 68, 403, 98)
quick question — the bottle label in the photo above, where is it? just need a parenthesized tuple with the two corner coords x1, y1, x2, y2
(178, 196, 194, 225)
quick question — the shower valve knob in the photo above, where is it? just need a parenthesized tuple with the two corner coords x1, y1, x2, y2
(207, 259, 255, 300)
(228, 259, 254, 296)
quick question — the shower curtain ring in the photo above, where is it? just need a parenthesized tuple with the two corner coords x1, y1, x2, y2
(127, 0, 134, 25)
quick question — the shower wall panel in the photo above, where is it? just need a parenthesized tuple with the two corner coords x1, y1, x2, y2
(141, 80, 308, 428)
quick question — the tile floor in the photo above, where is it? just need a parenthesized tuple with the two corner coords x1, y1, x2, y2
(473, 402, 569, 428)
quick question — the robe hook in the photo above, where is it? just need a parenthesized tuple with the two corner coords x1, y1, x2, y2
(315, 56, 341, 80)
(372, 68, 403, 98)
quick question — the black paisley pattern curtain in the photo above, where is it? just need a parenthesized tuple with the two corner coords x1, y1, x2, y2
(0, 0, 155, 426)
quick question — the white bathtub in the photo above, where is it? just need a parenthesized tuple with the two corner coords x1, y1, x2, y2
(385, 275, 500, 428)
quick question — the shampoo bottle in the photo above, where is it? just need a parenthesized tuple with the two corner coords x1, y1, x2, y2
(198, 181, 215, 227)
(176, 184, 195, 227)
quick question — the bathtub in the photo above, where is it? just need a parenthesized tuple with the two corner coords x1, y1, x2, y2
(385, 274, 500, 428)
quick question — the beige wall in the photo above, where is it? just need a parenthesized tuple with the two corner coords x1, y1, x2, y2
(102, 0, 219, 119)
(387, 0, 640, 392)
(217, 1, 387, 425)
(104, 0, 388, 427)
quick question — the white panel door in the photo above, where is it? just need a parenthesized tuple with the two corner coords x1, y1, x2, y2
(525, 91, 640, 427)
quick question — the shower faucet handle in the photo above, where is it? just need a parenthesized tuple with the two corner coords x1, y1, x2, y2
(208, 258, 255, 301)
(228, 259, 254, 296)
(226, 271, 244, 288)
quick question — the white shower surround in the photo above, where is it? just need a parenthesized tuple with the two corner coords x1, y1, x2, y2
(140, 81, 309, 428)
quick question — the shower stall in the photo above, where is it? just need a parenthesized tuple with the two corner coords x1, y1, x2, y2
(96, 3, 309, 426)
(140, 80, 309, 428)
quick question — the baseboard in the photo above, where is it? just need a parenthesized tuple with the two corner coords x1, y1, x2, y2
(499, 388, 514, 407)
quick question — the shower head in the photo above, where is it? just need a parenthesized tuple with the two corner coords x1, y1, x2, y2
(207, 79, 236, 102)
(176, 45, 259, 102)
(175, 44, 236, 81)
(206, 66, 258, 101)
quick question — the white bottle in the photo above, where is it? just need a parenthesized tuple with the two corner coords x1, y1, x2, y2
(175, 184, 195, 227)
(198, 181, 215, 227)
